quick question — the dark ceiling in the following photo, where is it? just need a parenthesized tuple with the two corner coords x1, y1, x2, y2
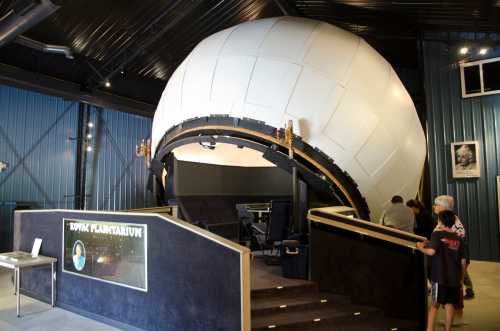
(0, 0, 499, 114)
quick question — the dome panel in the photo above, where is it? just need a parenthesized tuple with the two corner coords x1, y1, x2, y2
(246, 58, 301, 115)
(285, 67, 343, 138)
(346, 40, 391, 108)
(323, 89, 379, 152)
(355, 124, 398, 176)
(259, 17, 319, 62)
(303, 23, 359, 84)
(211, 55, 256, 102)
(221, 18, 277, 56)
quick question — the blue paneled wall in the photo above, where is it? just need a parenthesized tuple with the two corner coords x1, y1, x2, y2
(0, 84, 153, 212)
(423, 37, 500, 261)
(0, 85, 78, 208)
(85, 106, 154, 210)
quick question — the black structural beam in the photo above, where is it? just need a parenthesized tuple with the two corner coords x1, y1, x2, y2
(0, 62, 155, 117)
(74, 103, 85, 210)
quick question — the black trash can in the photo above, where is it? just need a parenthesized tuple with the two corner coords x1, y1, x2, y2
(281, 241, 308, 279)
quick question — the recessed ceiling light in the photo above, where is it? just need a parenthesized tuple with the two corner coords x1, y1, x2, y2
(87, 134, 92, 139)
(479, 48, 488, 55)
(88, 122, 94, 128)
(86, 145, 92, 152)
(105, 80, 111, 88)
(459, 47, 469, 55)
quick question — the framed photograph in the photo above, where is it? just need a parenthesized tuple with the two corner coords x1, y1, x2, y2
(451, 141, 480, 178)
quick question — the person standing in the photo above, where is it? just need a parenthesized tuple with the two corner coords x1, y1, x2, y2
(417, 210, 466, 331)
(433, 195, 474, 326)
(379, 195, 415, 233)
(407, 199, 436, 239)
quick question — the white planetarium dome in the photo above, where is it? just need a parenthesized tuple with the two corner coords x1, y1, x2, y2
(152, 16, 426, 219)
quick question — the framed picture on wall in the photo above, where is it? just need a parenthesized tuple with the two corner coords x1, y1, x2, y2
(451, 141, 480, 178)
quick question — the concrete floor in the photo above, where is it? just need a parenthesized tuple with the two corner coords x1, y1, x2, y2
(0, 268, 118, 331)
(435, 260, 500, 331)
(0, 260, 499, 330)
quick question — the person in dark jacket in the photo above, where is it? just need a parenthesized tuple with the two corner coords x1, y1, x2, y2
(407, 199, 436, 239)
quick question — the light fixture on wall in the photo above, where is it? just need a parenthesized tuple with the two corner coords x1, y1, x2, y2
(478, 48, 489, 55)
(458, 45, 493, 57)
(459, 47, 469, 55)
(0, 161, 7, 173)
(136, 139, 151, 167)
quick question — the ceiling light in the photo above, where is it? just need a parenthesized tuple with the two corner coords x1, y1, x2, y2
(88, 122, 94, 128)
(459, 47, 469, 55)
(104, 80, 111, 88)
(479, 48, 488, 55)
(120, 69, 124, 74)
(86, 145, 92, 152)
(86, 134, 92, 139)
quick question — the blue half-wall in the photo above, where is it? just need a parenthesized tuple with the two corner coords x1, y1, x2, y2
(0, 84, 153, 211)
(423, 34, 500, 261)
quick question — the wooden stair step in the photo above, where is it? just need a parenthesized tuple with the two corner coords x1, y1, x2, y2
(252, 302, 380, 330)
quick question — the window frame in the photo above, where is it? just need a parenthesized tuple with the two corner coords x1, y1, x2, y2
(460, 56, 500, 98)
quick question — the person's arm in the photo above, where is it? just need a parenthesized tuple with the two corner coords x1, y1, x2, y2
(417, 231, 440, 256)
(416, 242, 436, 256)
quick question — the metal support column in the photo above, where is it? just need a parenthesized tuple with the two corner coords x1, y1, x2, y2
(16, 267, 20, 317)
(284, 120, 301, 233)
(292, 166, 300, 233)
(51, 262, 55, 307)
(74, 103, 91, 209)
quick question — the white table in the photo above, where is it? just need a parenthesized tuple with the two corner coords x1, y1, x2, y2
(0, 251, 57, 317)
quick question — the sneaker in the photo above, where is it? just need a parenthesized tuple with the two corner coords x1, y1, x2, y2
(452, 316, 466, 326)
(438, 317, 467, 326)
(464, 288, 475, 300)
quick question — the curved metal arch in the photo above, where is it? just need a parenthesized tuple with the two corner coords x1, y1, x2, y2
(154, 116, 371, 220)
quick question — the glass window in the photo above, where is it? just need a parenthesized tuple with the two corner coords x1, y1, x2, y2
(482, 61, 500, 92)
(463, 65, 481, 95)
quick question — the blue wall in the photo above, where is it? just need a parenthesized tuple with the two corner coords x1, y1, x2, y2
(0, 84, 153, 212)
(423, 35, 500, 261)
(85, 106, 154, 210)
(0, 85, 78, 208)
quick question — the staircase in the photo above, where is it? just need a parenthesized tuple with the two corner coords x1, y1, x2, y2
(251, 282, 419, 331)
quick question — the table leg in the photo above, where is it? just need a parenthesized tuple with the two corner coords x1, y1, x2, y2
(16, 267, 20, 317)
(51, 262, 55, 307)
(13, 269, 17, 295)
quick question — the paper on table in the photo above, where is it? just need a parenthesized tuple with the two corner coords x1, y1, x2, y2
(31, 238, 42, 257)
